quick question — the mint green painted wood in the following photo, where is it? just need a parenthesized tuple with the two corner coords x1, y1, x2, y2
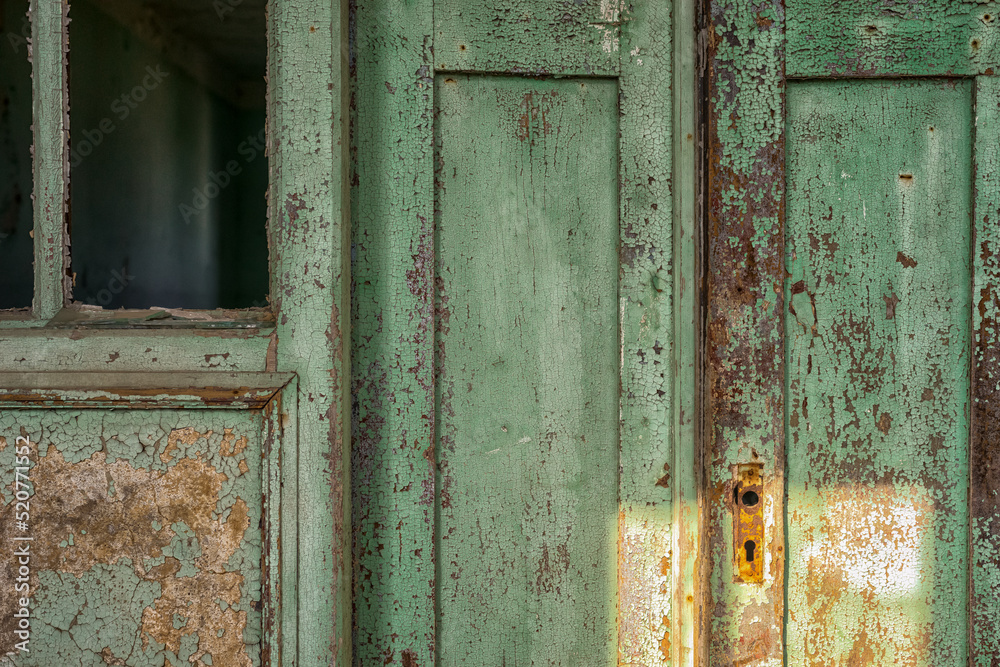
(784, 79, 973, 664)
(668, 0, 699, 662)
(786, 1, 1000, 77)
(617, 1, 677, 663)
(0, 408, 266, 665)
(263, 377, 298, 667)
(434, 0, 618, 76)
(972, 75, 1000, 667)
(435, 74, 619, 665)
(268, 0, 351, 662)
(350, 0, 435, 663)
(0, 329, 272, 371)
(31, 0, 68, 318)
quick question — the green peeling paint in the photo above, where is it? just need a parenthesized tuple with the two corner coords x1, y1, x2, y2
(785, 78, 972, 664)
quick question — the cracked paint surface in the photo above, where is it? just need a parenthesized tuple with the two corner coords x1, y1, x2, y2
(972, 76, 1000, 667)
(434, 0, 619, 76)
(350, 1, 674, 662)
(0, 413, 261, 666)
(616, 0, 674, 663)
(706, 0, 786, 663)
(435, 75, 619, 664)
(786, 1, 1000, 77)
(349, 0, 435, 662)
(785, 80, 971, 663)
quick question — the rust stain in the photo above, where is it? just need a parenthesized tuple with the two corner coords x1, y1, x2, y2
(883, 291, 900, 319)
(515, 91, 557, 142)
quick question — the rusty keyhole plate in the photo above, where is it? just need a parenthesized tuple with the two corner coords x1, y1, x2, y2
(733, 463, 764, 583)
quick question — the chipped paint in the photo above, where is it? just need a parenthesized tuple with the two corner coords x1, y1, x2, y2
(268, 0, 351, 659)
(435, 74, 619, 663)
(785, 78, 972, 664)
(434, 0, 619, 76)
(786, 1, 1000, 77)
(705, 0, 786, 662)
(0, 414, 262, 666)
(970, 75, 1000, 667)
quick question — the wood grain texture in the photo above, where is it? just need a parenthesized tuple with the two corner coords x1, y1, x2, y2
(434, 0, 619, 76)
(704, 0, 786, 663)
(268, 0, 351, 661)
(972, 75, 1000, 667)
(350, 0, 436, 663)
(617, 1, 676, 664)
(786, 1, 1000, 77)
(785, 79, 972, 665)
(435, 74, 619, 665)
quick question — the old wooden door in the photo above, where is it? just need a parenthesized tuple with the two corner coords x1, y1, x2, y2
(0, 0, 351, 664)
(706, 1, 1000, 665)
(351, 0, 697, 665)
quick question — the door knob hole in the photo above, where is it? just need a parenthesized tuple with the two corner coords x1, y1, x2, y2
(744, 540, 756, 562)
(741, 490, 759, 507)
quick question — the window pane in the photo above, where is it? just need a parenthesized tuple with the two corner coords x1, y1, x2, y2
(0, 0, 34, 309)
(68, 0, 267, 309)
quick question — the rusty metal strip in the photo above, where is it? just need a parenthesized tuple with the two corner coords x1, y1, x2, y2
(704, 0, 786, 663)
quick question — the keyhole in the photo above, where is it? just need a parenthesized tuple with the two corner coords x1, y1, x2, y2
(744, 540, 756, 562)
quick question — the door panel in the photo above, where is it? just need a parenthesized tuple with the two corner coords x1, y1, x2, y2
(435, 75, 619, 663)
(785, 79, 972, 664)
(0, 408, 266, 666)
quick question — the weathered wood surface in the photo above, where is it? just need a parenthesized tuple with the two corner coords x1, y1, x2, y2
(0, 410, 264, 666)
(785, 79, 972, 664)
(31, 0, 69, 318)
(0, 329, 272, 372)
(668, 0, 700, 662)
(434, 0, 619, 76)
(268, 0, 351, 661)
(705, 0, 786, 663)
(973, 76, 1000, 667)
(350, 0, 436, 663)
(617, 1, 677, 664)
(435, 74, 619, 665)
(786, 1, 1000, 77)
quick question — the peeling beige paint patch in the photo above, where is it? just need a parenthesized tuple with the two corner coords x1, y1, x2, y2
(0, 420, 261, 664)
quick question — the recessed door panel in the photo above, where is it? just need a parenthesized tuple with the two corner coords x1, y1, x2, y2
(435, 74, 619, 664)
(785, 79, 973, 664)
(0, 409, 266, 666)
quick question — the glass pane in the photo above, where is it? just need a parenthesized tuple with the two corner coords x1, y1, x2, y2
(0, 0, 35, 309)
(68, 0, 267, 309)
